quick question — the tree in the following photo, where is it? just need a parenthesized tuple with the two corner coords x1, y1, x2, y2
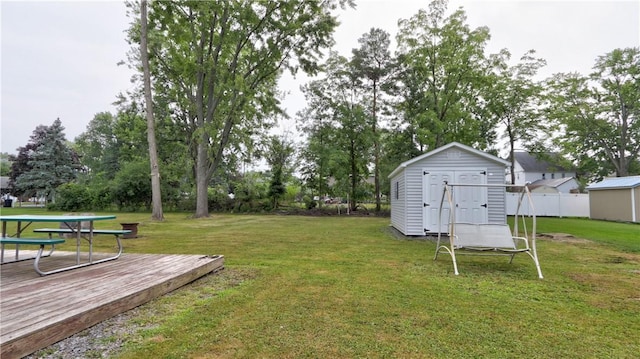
(297, 80, 337, 207)
(140, 0, 163, 220)
(74, 112, 121, 180)
(546, 47, 640, 180)
(351, 28, 392, 212)
(137, 1, 352, 218)
(13, 119, 80, 203)
(0, 153, 12, 177)
(395, 0, 493, 151)
(485, 49, 547, 184)
(9, 142, 39, 199)
(264, 134, 296, 209)
(299, 52, 372, 211)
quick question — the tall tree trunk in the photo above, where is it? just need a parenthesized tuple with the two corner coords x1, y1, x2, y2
(140, 0, 164, 221)
(372, 80, 380, 212)
(350, 139, 357, 212)
(195, 140, 210, 217)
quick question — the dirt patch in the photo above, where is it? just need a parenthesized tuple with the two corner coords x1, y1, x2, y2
(538, 232, 591, 244)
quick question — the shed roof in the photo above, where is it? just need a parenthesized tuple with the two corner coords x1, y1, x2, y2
(529, 177, 576, 189)
(388, 142, 510, 178)
(586, 176, 640, 190)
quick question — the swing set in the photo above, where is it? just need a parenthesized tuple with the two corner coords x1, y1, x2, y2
(434, 182, 543, 279)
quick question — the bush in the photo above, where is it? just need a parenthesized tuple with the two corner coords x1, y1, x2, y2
(208, 186, 234, 212)
(111, 160, 152, 211)
(53, 183, 91, 211)
(303, 195, 317, 210)
(89, 184, 114, 210)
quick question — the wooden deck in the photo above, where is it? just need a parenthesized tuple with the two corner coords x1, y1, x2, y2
(0, 251, 224, 359)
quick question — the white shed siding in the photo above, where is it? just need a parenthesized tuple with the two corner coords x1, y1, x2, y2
(390, 172, 406, 234)
(405, 165, 425, 235)
(388, 142, 509, 236)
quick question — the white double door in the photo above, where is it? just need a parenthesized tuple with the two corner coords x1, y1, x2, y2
(423, 169, 488, 233)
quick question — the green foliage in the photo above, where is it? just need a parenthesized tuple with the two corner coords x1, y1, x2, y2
(303, 195, 317, 209)
(484, 49, 548, 184)
(74, 112, 121, 180)
(12, 119, 80, 202)
(135, 0, 352, 217)
(88, 180, 115, 210)
(207, 186, 234, 212)
(395, 0, 493, 151)
(0, 153, 11, 177)
(111, 160, 152, 211)
(545, 47, 640, 180)
(231, 172, 270, 212)
(351, 27, 393, 212)
(298, 52, 374, 211)
(51, 183, 92, 211)
(264, 135, 296, 209)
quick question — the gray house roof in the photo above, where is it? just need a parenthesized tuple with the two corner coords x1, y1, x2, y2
(513, 152, 571, 172)
(388, 142, 510, 178)
(586, 176, 640, 190)
(529, 177, 576, 189)
(0, 176, 9, 190)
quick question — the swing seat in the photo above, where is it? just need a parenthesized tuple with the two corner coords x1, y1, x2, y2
(436, 222, 543, 278)
(452, 223, 527, 251)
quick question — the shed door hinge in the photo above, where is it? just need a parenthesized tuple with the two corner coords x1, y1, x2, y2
(481, 203, 488, 208)
(480, 170, 487, 175)
(423, 171, 429, 175)
(423, 203, 429, 207)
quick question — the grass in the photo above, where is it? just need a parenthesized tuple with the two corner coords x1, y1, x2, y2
(2, 207, 639, 358)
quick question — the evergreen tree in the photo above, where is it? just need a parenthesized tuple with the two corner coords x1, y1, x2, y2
(14, 119, 80, 202)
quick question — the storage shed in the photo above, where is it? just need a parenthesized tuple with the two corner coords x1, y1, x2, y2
(586, 176, 640, 223)
(388, 142, 510, 235)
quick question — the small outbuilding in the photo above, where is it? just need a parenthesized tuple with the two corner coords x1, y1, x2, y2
(388, 142, 510, 235)
(586, 176, 640, 223)
(528, 177, 579, 193)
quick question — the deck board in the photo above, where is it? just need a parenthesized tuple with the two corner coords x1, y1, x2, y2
(0, 251, 224, 359)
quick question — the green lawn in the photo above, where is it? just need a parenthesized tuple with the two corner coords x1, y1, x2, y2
(2, 208, 639, 358)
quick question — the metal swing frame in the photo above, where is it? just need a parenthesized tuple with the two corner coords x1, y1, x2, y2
(434, 182, 543, 279)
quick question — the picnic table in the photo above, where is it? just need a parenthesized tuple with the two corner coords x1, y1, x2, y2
(0, 214, 127, 276)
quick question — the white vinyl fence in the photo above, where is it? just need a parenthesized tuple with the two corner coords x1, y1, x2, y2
(506, 193, 589, 217)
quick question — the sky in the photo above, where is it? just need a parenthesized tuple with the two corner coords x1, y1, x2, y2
(1, 0, 639, 155)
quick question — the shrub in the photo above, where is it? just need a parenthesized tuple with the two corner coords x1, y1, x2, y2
(53, 183, 91, 211)
(303, 195, 317, 210)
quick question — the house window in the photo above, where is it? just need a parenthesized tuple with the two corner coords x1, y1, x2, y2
(395, 181, 399, 200)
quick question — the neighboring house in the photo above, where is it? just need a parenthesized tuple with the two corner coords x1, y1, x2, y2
(388, 142, 510, 235)
(586, 176, 640, 223)
(528, 177, 580, 193)
(508, 152, 576, 186)
(1, 176, 9, 195)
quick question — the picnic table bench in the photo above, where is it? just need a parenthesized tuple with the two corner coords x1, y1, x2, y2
(32, 228, 128, 268)
(1, 214, 123, 276)
(33, 228, 131, 238)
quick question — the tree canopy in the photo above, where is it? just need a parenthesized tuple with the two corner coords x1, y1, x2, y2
(9, 1, 638, 213)
(10, 119, 80, 202)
